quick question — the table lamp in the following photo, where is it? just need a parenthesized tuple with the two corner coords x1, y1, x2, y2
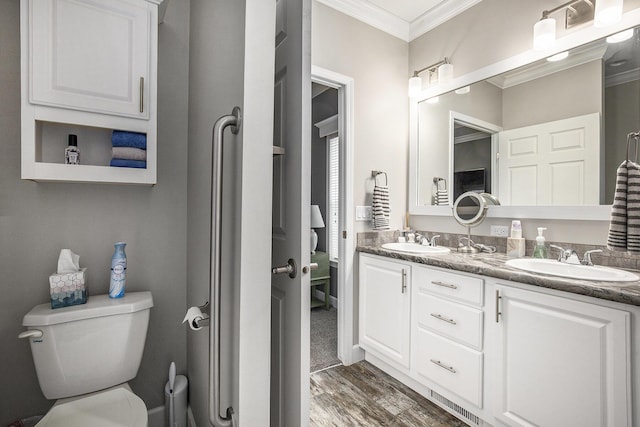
(310, 205, 325, 254)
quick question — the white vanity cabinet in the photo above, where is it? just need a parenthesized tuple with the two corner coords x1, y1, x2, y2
(412, 266, 484, 407)
(491, 283, 631, 427)
(359, 254, 411, 369)
(20, 0, 162, 184)
(358, 252, 638, 427)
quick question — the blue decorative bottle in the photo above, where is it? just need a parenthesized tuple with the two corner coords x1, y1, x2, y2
(109, 242, 127, 298)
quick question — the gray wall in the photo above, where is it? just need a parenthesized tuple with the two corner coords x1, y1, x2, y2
(0, 1, 189, 423)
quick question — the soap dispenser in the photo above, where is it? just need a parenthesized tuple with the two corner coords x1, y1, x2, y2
(532, 227, 548, 258)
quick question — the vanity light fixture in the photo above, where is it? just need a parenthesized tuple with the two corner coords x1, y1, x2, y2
(533, 0, 622, 51)
(607, 28, 634, 42)
(408, 58, 452, 98)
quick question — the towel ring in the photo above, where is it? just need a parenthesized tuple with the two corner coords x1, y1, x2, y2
(374, 171, 388, 186)
(626, 131, 640, 163)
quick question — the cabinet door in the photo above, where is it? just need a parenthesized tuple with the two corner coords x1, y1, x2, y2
(29, 0, 151, 119)
(359, 255, 411, 368)
(493, 285, 630, 427)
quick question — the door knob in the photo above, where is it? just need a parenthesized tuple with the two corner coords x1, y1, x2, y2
(272, 258, 297, 278)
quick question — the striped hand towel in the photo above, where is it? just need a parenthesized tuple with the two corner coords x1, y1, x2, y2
(372, 184, 390, 230)
(607, 160, 640, 253)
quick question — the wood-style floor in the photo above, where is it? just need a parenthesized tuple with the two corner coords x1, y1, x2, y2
(310, 361, 469, 426)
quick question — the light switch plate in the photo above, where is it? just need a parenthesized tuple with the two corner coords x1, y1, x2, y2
(356, 206, 372, 221)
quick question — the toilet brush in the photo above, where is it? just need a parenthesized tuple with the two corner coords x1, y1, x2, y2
(168, 362, 176, 427)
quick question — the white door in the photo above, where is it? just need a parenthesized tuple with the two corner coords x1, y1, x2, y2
(493, 285, 630, 427)
(270, 0, 311, 424)
(498, 113, 600, 205)
(29, 0, 152, 119)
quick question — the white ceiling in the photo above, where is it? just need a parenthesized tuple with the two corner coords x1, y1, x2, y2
(316, 0, 482, 41)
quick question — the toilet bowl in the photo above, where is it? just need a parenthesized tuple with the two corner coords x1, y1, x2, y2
(36, 384, 147, 427)
(20, 292, 154, 427)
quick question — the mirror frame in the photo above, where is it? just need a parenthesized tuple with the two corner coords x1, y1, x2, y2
(409, 10, 640, 220)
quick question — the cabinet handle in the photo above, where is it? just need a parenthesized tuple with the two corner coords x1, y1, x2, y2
(495, 290, 502, 323)
(430, 313, 457, 325)
(430, 359, 457, 374)
(401, 268, 407, 294)
(139, 77, 144, 113)
(431, 280, 458, 290)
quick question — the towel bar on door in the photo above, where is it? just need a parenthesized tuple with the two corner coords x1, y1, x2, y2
(210, 107, 241, 427)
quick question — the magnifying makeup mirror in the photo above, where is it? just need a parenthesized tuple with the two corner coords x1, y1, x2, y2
(452, 192, 500, 253)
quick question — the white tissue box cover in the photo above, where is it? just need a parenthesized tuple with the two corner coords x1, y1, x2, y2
(49, 268, 87, 295)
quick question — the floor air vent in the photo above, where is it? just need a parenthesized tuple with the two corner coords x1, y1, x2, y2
(429, 389, 481, 426)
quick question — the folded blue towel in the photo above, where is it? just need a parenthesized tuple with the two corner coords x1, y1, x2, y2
(112, 130, 147, 150)
(110, 159, 147, 169)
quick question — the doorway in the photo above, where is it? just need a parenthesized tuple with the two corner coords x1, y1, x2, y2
(310, 66, 358, 373)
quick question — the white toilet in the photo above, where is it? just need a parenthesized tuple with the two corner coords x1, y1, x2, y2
(19, 291, 154, 426)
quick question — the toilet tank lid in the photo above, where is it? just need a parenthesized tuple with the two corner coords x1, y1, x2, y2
(23, 292, 154, 327)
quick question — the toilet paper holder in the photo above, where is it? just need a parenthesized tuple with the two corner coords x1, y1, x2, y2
(183, 302, 210, 330)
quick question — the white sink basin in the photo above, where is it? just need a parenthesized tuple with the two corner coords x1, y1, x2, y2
(381, 242, 451, 255)
(505, 258, 639, 282)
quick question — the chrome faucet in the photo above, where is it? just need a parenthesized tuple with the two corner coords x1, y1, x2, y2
(550, 245, 579, 264)
(551, 245, 603, 265)
(581, 249, 603, 266)
(430, 235, 441, 247)
(415, 233, 427, 245)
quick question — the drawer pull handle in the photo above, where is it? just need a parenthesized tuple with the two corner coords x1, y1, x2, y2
(430, 359, 457, 374)
(401, 268, 407, 294)
(430, 313, 457, 325)
(139, 77, 144, 113)
(431, 280, 458, 290)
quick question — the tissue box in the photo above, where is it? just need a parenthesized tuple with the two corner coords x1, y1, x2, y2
(49, 268, 87, 309)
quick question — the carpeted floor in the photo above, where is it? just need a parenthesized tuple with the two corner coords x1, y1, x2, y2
(310, 306, 341, 372)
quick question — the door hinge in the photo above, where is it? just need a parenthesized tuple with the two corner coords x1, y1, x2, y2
(342, 230, 347, 239)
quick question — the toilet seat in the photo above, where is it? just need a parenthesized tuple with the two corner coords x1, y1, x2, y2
(36, 384, 147, 427)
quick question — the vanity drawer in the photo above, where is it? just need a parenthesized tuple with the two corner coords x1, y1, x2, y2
(415, 329, 483, 407)
(413, 266, 484, 306)
(416, 293, 483, 350)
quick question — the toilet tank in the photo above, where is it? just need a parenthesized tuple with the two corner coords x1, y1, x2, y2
(22, 292, 153, 399)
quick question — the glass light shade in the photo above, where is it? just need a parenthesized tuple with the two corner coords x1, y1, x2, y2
(437, 63, 453, 84)
(595, 0, 623, 28)
(455, 86, 470, 94)
(408, 76, 422, 97)
(310, 204, 325, 228)
(547, 51, 568, 62)
(533, 18, 556, 50)
(607, 28, 634, 43)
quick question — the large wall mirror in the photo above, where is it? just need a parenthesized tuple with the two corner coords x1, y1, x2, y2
(410, 20, 640, 220)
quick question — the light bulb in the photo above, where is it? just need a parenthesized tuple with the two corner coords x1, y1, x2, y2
(533, 18, 556, 51)
(438, 63, 454, 84)
(408, 76, 422, 98)
(595, 0, 623, 28)
(607, 29, 634, 43)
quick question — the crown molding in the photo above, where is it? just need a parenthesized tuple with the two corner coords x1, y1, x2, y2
(315, 0, 410, 41)
(606, 67, 640, 87)
(409, 0, 482, 41)
(315, 0, 481, 42)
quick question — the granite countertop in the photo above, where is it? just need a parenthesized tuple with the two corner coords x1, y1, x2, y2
(357, 244, 640, 307)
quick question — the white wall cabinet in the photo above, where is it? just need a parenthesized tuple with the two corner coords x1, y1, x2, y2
(359, 254, 411, 369)
(492, 284, 631, 427)
(358, 253, 637, 427)
(20, 0, 162, 184)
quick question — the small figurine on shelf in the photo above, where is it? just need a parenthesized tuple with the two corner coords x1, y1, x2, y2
(65, 134, 80, 165)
